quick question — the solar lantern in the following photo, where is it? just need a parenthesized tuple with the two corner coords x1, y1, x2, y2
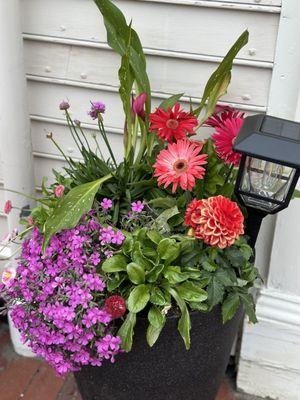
(233, 114, 300, 247)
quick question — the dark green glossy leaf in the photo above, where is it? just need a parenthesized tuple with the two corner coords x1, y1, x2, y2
(222, 292, 240, 323)
(102, 254, 128, 272)
(127, 284, 150, 313)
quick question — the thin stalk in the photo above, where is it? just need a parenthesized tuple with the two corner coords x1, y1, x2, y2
(91, 133, 104, 160)
(135, 121, 147, 165)
(131, 116, 139, 158)
(0, 187, 50, 206)
(65, 111, 85, 150)
(66, 110, 91, 151)
(224, 164, 235, 185)
(98, 117, 117, 167)
(0, 226, 33, 257)
(47, 135, 75, 170)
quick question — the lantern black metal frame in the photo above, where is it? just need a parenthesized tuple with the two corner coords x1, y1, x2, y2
(233, 114, 300, 247)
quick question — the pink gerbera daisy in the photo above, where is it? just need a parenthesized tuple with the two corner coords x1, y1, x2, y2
(150, 103, 198, 142)
(153, 140, 208, 193)
(208, 107, 244, 166)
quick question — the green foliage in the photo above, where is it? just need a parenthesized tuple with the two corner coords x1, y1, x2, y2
(194, 30, 249, 124)
(101, 228, 208, 350)
(42, 176, 111, 251)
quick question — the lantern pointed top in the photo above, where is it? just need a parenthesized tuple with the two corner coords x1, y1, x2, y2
(233, 114, 300, 169)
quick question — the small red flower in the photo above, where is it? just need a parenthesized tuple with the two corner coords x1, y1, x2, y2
(150, 103, 198, 142)
(4, 200, 12, 215)
(55, 185, 65, 198)
(206, 105, 244, 167)
(105, 296, 126, 319)
(132, 93, 147, 120)
(185, 195, 244, 249)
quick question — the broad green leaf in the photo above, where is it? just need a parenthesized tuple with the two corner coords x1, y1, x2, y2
(153, 206, 180, 233)
(106, 274, 126, 291)
(146, 230, 163, 245)
(292, 189, 300, 199)
(239, 292, 258, 323)
(122, 236, 134, 256)
(42, 175, 111, 251)
(150, 287, 170, 306)
(207, 277, 225, 308)
(102, 254, 128, 272)
(222, 292, 240, 323)
(146, 264, 164, 283)
(163, 266, 189, 285)
(176, 282, 208, 303)
(94, 0, 151, 114)
(148, 306, 165, 328)
(194, 30, 249, 120)
(127, 284, 150, 313)
(149, 197, 176, 209)
(215, 269, 236, 286)
(118, 312, 136, 352)
(189, 302, 208, 311)
(127, 262, 145, 284)
(146, 323, 165, 347)
(159, 93, 184, 111)
(157, 238, 180, 263)
(167, 287, 191, 350)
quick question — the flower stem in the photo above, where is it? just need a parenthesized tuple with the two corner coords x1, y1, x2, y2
(97, 117, 117, 167)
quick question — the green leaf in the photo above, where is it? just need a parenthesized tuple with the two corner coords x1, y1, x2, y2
(127, 262, 145, 284)
(215, 268, 236, 286)
(176, 282, 208, 303)
(189, 302, 208, 311)
(153, 206, 180, 233)
(163, 266, 189, 285)
(122, 236, 134, 256)
(167, 287, 191, 350)
(150, 287, 170, 306)
(146, 230, 163, 245)
(292, 189, 300, 199)
(207, 277, 225, 308)
(146, 323, 165, 347)
(159, 93, 184, 111)
(102, 254, 128, 272)
(194, 30, 249, 121)
(239, 292, 258, 323)
(127, 284, 150, 313)
(42, 175, 111, 251)
(148, 306, 165, 328)
(106, 274, 126, 291)
(118, 312, 136, 352)
(149, 197, 176, 209)
(222, 292, 240, 323)
(157, 238, 180, 263)
(146, 264, 164, 283)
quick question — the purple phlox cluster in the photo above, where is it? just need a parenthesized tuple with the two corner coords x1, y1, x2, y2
(0, 216, 123, 376)
(131, 200, 145, 213)
(101, 198, 113, 210)
(88, 101, 106, 120)
(99, 226, 125, 246)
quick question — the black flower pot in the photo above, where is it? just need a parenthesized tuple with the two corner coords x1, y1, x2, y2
(75, 305, 243, 400)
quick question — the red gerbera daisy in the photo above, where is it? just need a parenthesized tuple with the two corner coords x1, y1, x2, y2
(211, 117, 243, 166)
(153, 140, 207, 193)
(184, 196, 244, 249)
(205, 105, 244, 129)
(150, 103, 198, 142)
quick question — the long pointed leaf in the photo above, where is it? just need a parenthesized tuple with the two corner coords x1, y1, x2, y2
(42, 175, 112, 251)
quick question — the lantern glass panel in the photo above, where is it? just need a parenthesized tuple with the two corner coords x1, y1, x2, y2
(240, 157, 296, 212)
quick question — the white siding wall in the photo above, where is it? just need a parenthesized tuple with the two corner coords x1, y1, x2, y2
(1, 0, 281, 275)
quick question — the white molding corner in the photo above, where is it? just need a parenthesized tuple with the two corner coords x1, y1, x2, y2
(237, 288, 300, 400)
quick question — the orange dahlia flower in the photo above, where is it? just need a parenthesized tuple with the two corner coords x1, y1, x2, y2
(185, 196, 244, 249)
(153, 140, 207, 193)
(150, 103, 198, 142)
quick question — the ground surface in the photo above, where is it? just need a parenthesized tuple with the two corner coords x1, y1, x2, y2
(0, 322, 262, 400)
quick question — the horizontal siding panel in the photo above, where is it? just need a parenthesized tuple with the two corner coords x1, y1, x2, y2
(28, 80, 263, 134)
(144, 0, 281, 6)
(21, 0, 279, 62)
(31, 120, 124, 163)
(24, 40, 272, 107)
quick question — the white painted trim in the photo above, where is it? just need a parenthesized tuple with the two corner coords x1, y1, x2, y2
(136, 0, 281, 13)
(237, 289, 300, 400)
(26, 75, 267, 113)
(30, 115, 124, 135)
(23, 34, 273, 69)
